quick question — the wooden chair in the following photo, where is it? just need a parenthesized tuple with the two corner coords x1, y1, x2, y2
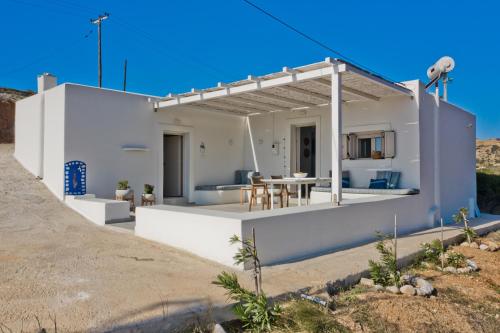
(270, 175, 287, 208)
(249, 176, 270, 211)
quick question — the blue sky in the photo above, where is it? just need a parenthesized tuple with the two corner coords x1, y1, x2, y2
(1, 0, 499, 138)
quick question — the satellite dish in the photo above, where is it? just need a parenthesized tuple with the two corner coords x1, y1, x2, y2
(427, 56, 455, 81)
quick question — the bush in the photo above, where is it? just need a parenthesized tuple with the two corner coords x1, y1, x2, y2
(213, 272, 280, 332)
(117, 180, 129, 190)
(452, 207, 477, 243)
(476, 172, 500, 214)
(368, 232, 400, 287)
(446, 251, 466, 268)
(213, 231, 280, 332)
(420, 239, 444, 265)
(144, 184, 154, 194)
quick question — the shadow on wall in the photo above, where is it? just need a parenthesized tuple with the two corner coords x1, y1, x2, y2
(476, 171, 500, 215)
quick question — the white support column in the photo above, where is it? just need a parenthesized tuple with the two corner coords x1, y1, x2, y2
(331, 67, 342, 205)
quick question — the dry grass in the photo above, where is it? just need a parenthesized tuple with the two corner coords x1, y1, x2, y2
(265, 232, 500, 333)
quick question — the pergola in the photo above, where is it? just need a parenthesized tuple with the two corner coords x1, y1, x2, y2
(155, 57, 413, 204)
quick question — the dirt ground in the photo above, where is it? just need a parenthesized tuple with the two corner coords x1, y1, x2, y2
(299, 232, 500, 333)
(0, 144, 243, 332)
(1, 143, 499, 333)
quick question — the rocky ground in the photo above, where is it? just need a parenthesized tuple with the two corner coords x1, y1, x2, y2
(476, 138, 500, 174)
(266, 232, 500, 333)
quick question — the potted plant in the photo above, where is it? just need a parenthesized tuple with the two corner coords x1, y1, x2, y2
(371, 150, 383, 159)
(143, 184, 155, 200)
(115, 180, 131, 198)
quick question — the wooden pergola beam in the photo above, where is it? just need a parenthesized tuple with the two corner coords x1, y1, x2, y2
(201, 100, 265, 114)
(243, 91, 317, 107)
(279, 85, 330, 103)
(227, 96, 290, 112)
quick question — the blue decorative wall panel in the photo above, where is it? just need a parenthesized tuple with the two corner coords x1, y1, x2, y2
(64, 161, 86, 195)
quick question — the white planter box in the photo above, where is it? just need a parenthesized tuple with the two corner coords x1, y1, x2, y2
(65, 194, 130, 226)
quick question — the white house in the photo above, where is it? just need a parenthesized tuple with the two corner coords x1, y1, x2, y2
(15, 58, 477, 268)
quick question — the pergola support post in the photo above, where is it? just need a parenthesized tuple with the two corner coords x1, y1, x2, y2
(331, 67, 342, 205)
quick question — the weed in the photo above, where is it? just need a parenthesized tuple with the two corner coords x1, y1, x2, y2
(279, 300, 350, 333)
(368, 232, 401, 287)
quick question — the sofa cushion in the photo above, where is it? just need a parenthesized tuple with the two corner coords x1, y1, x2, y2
(388, 172, 400, 189)
(375, 171, 401, 189)
(369, 178, 388, 189)
(310, 187, 419, 195)
(342, 177, 350, 188)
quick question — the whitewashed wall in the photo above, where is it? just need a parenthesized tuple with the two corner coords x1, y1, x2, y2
(64, 85, 155, 204)
(243, 85, 420, 189)
(438, 101, 476, 221)
(243, 195, 432, 266)
(14, 94, 44, 177)
(63, 84, 246, 204)
(42, 85, 66, 199)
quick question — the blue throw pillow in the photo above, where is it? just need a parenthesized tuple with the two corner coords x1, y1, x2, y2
(369, 178, 388, 189)
(342, 177, 350, 188)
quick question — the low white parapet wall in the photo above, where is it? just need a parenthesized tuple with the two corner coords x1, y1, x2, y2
(135, 195, 433, 269)
(65, 194, 130, 226)
(135, 205, 243, 268)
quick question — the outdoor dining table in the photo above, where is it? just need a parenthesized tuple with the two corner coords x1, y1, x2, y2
(262, 177, 332, 210)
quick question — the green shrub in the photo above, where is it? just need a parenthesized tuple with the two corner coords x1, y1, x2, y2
(476, 172, 500, 214)
(213, 230, 280, 332)
(420, 239, 444, 264)
(452, 207, 477, 243)
(144, 184, 154, 194)
(213, 272, 280, 332)
(117, 180, 129, 190)
(368, 232, 400, 287)
(446, 251, 466, 268)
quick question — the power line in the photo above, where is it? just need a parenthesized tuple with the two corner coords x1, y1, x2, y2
(242, 0, 400, 83)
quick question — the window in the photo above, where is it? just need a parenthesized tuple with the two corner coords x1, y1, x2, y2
(358, 138, 372, 158)
(342, 130, 395, 160)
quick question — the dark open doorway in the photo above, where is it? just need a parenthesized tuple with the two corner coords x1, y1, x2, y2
(163, 134, 183, 198)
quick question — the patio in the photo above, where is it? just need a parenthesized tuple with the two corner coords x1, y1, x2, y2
(130, 57, 428, 268)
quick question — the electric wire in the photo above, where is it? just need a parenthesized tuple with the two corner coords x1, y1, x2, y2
(242, 0, 401, 83)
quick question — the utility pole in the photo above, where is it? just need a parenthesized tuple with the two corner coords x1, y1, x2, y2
(123, 59, 127, 91)
(90, 13, 109, 88)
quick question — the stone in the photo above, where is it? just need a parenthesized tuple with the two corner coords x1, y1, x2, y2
(415, 278, 434, 296)
(469, 242, 479, 249)
(400, 284, 416, 296)
(483, 240, 499, 251)
(460, 242, 470, 247)
(466, 259, 478, 271)
(401, 274, 416, 284)
(479, 244, 489, 251)
(360, 277, 375, 287)
(373, 284, 385, 292)
(443, 266, 458, 273)
(385, 285, 400, 294)
(457, 267, 471, 274)
(213, 323, 226, 333)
